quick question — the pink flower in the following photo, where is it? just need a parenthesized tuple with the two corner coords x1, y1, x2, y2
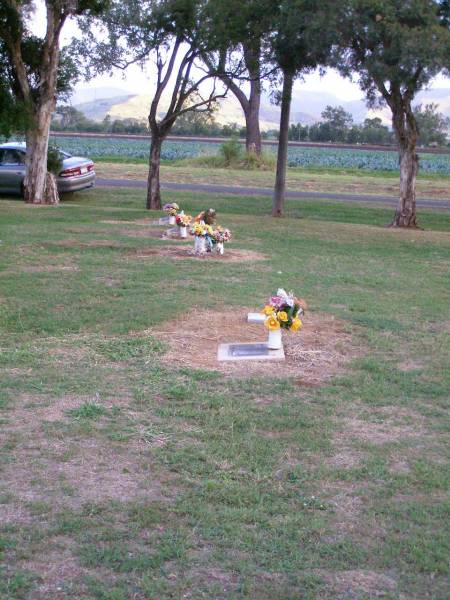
(269, 295, 284, 308)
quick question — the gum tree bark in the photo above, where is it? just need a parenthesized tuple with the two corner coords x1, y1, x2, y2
(213, 42, 262, 154)
(147, 135, 164, 210)
(272, 69, 293, 217)
(24, 101, 58, 204)
(390, 98, 419, 227)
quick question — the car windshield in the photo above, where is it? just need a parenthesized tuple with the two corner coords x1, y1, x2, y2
(59, 150, 72, 159)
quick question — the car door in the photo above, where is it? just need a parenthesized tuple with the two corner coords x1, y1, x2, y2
(0, 149, 26, 193)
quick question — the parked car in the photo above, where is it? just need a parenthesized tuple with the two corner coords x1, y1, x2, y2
(0, 142, 95, 195)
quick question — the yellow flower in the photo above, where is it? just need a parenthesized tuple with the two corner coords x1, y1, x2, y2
(262, 305, 275, 315)
(278, 311, 288, 322)
(265, 315, 280, 331)
(290, 317, 302, 332)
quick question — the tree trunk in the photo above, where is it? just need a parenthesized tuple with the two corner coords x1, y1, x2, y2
(244, 44, 262, 155)
(218, 42, 262, 155)
(24, 104, 54, 204)
(390, 101, 419, 228)
(147, 136, 163, 210)
(392, 144, 419, 227)
(44, 171, 59, 205)
(272, 70, 294, 217)
(246, 81, 262, 155)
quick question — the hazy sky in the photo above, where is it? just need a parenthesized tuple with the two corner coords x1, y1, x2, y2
(32, 2, 450, 102)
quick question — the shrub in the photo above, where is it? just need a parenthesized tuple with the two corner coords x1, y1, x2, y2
(219, 137, 242, 166)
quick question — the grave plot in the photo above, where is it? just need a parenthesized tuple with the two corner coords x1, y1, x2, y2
(151, 307, 360, 383)
(130, 246, 267, 263)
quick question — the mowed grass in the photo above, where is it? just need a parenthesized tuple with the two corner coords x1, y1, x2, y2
(0, 187, 449, 599)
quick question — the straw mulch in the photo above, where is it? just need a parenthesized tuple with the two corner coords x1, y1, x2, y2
(151, 308, 359, 383)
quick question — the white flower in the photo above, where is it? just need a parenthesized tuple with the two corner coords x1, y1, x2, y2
(277, 288, 294, 307)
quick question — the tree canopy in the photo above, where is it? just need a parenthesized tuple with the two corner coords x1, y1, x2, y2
(335, 0, 450, 226)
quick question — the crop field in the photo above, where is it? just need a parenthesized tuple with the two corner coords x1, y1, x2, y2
(50, 136, 220, 163)
(49, 135, 450, 175)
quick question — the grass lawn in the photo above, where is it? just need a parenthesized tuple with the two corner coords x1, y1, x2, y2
(94, 161, 450, 200)
(0, 188, 449, 599)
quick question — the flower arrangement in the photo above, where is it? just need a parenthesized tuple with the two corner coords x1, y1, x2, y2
(190, 223, 213, 237)
(262, 288, 305, 332)
(176, 214, 192, 227)
(163, 202, 179, 216)
(212, 227, 232, 244)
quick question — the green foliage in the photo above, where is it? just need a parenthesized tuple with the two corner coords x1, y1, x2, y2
(335, 1, 450, 109)
(290, 113, 393, 145)
(269, 0, 337, 75)
(219, 137, 243, 165)
(46, 145, 63, 175)
(92, 335, 164, 361)
(414, 103, 450, 147)
(68, 402, 109, 420)
(0, 567, 35, 599)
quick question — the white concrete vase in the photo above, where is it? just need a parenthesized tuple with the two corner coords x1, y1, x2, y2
(267, 329, 282, 350)
(216, 242, 224, 255)
(197, 236, 207, 254)
(169, 215, 176, 225)
(179, 225, 187, 238)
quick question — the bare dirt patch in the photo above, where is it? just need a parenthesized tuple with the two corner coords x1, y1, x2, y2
(118, 227, 191, 242)
(397, 359, 425, 372)
(51, 239, 124, 249)
(94, 276, 121, 287)
(337, 416, 425, 445)
(18, 265, 80, 274)
(1, 433, 173, 511)
(17, 541, 90, 600)
(1, 264, 79, 275)
(151, 307, 357, 383)
(131, 246, 267, 263)
(315, 569, 397, 597)
(0, 393, 176, 515)
(101, 218, 154, 226)
(119, 228, 169, 239)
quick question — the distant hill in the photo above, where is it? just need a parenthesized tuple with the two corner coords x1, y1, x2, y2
(72, 85, 450, 129)
(75, 95, 136, 121)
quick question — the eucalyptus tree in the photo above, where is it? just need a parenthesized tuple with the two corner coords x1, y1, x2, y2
(269, 0, 336, 217)
(414, 103, 450, 147)
(78, 0, 229, 209)
(0, 0, 108, 204)
(335, 0, 450, 227)
(201, 0, 276, 154)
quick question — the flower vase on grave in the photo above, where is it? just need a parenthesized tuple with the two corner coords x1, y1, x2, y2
(169, 215, 176, 225)
(216, 241, 224, 255)
(197, 236, 206, 254)
(267, 329, 282, 350)
(179, 225, 187, 238)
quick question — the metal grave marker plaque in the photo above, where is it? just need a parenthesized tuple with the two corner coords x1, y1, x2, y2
(217, 342, 285, 362)
(229, 344, 269, 357)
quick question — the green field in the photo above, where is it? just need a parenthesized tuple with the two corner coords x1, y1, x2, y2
(0, 188, 449, 599)
(48, 135, 450, 175)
